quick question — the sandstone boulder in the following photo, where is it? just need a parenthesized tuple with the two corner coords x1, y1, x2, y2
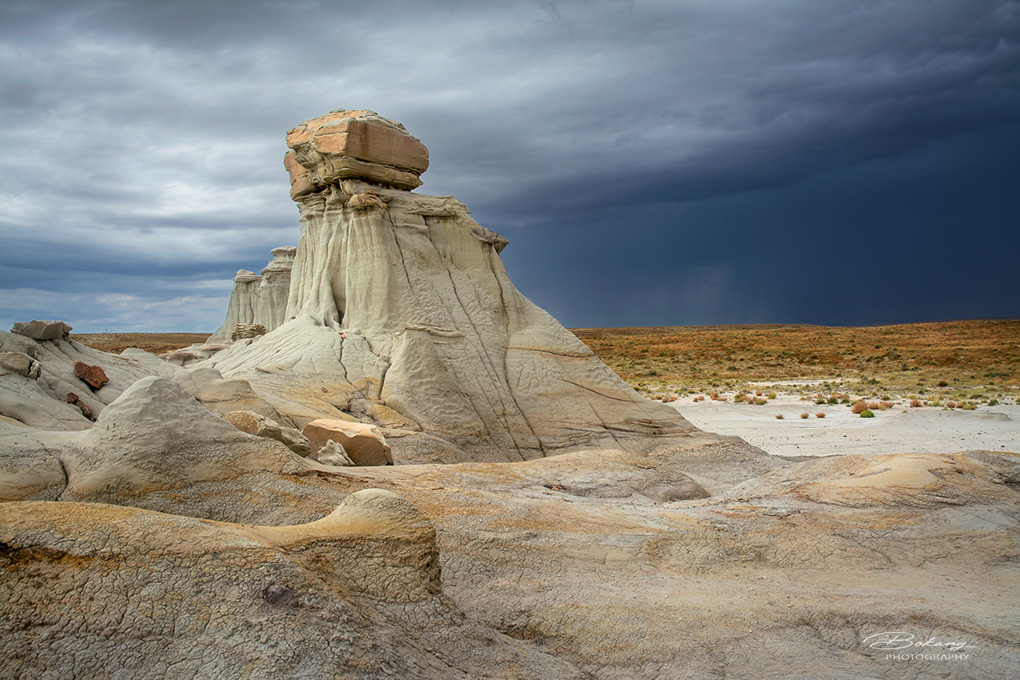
(11, 319, 72, 340)
(0, 351, 40, 379)
(72, 359, 109, 389)
(317, 439, 356, 467)
(231, 323, 266, 340)
(285, 109, 429, 197)
(303, 418, 393, 466)
(223, 409, 311, 457)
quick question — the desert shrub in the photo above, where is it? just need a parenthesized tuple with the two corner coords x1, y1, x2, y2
(938, 380, 949, 387)
(860, 410, 875, 418)
(734, 393, 747, 403)
(709, 392, 719, 400)
(880, 401, 894, 410)
(815, 399, 826, 405)
(946, 401, 957, 409)
(851, 401, 868, 414)
(754, 397, 767, 405)
(775, 414, 784, 420)
(988, 398, 999, 406)
(910, 399, 921, 408)
(867, 401, 880, 410)
(962, 403, 977, 411)
(755, 390, 763, 397)
(767, 392, 777, 400)
(840, 397, 851, 404)
(800, 412, 809, 419)
(827, 397, 839, 405)
(815, 412, 826, 418)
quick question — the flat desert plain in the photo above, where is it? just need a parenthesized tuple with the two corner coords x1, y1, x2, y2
(571, 319, 1019, 457)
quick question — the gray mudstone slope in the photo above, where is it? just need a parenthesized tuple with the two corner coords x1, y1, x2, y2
(199, 109, 693, 463)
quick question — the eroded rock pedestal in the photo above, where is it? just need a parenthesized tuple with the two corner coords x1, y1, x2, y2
(208, 246, 297, 343)
(203, 109, 692, 463)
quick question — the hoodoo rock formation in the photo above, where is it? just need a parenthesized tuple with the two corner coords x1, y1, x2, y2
(201, 109, 692, 463)
(256, 246, 296, 329)
(208, 246, 296, 343)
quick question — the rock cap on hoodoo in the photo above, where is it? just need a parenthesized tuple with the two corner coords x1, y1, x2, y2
(11, 319, 72, 341)
(285, 109, 429, 198)
(262, 246, 296, 277)
(233, 269, 259, 283)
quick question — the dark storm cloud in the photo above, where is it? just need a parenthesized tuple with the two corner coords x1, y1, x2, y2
(1, 0, 1018, 331)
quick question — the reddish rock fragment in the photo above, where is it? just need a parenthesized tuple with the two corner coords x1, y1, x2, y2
(66, 392, 94, 421)
(73, 360, 109, 390)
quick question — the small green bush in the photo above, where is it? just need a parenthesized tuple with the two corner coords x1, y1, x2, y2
(860, 410, 875, 418)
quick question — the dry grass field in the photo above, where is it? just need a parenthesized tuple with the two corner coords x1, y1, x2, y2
(71, 332, 210, 355)
(571, 319, 1020, 404)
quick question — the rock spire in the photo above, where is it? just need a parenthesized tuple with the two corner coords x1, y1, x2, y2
(209, 246, 296, 343)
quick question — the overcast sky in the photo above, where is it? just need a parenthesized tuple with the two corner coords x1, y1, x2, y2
(1, 0, 1018, 332)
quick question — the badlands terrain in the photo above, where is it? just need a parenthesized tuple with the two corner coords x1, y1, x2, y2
(75, 320, 1020, 462)
(2, 110, 1018, 679)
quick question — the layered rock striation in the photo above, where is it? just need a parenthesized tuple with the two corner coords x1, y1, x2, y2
(202, 109, 693, 462)
(285, 109, 429, 196)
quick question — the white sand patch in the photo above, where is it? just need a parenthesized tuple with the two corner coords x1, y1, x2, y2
(672, 396, 1020, 457)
